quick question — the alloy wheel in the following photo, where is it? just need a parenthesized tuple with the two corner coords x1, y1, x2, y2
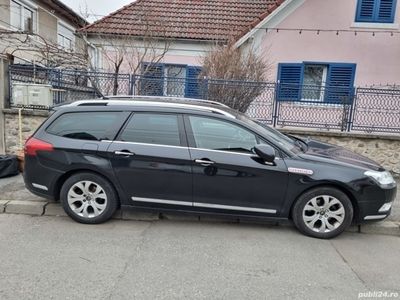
(302, 195, 345, 233)
(67, 180, 108, 218)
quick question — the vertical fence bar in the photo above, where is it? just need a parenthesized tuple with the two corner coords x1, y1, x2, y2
(347, 87, 356, 132)
(129, 74, 134, 95)
(7, 64, 12, 108)
(272, 82, 279, 127)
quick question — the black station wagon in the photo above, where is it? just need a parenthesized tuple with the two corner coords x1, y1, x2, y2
(23, 97, 397, 239)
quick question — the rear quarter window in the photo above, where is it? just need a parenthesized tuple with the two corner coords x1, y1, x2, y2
(46, 111, 123, 141)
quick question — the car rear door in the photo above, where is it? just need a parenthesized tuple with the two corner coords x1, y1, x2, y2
(185, 114, 288, 217)
(108, 112, 193, 208)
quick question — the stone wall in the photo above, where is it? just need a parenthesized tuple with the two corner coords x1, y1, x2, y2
(2, 109, 399, 174)
(280, 128, 400, 175)
(3, 109, 49, 154)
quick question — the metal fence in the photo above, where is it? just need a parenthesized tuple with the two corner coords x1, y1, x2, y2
(8, 64, 400, 134)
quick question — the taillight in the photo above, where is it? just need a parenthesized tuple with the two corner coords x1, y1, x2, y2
(24, 137, 54, 156)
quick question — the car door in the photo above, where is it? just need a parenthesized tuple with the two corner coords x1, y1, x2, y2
(185, 115, 289, 217)
(108, 112, 193, 208)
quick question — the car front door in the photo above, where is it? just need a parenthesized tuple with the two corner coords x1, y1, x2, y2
(185, 115, 288, 217)
(108, 112, 193, 209)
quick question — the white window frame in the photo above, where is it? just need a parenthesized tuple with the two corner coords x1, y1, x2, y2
(9, 0, 37, 32)
(301, 64, 328, 103)
(57, 20, 76, 51)
(163, 65, 186, 97)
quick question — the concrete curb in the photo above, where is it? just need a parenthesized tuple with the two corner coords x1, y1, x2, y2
(4, 200, 47, 216)
(1, 200, 399, 237)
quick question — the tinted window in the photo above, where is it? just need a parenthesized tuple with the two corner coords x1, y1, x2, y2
(189, 116, 257, 153)
(119, 113, 181, 146)
(47, 112, 122, 141)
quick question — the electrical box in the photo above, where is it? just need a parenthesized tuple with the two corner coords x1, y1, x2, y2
(12, 83, 53, 107)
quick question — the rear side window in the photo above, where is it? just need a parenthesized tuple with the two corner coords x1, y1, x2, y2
(119, 113, 181, 146)
(47, 112, 123, 141)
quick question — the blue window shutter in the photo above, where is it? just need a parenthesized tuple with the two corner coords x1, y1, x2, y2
(377, 0, 397, 22)
(325, 64, 356, 104)
(141, 63, 164, 96)
(185, 66, 202, 98)
(277, 63, 303, 101)
(356, 0, 376, 22)
(356, 0, 397, 22)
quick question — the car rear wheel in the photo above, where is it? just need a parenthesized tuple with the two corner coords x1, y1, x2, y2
(292, 187, 353, 239)
(61, 172, 118, 224)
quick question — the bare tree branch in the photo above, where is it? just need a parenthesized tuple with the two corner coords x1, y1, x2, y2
(200, 38, 271, 112)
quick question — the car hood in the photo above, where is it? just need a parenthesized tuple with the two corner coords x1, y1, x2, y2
(298, 139, 382, 171)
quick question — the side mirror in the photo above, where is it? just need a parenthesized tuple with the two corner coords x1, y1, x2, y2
(254, 144, 276, 164)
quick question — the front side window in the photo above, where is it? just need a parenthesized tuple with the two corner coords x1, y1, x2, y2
(10, 0, 36, 32)
(47, 112, 122, 141)
(356, 0, 397, 23)
(119, 113, 181, 146)
(188, 116, 257, 153)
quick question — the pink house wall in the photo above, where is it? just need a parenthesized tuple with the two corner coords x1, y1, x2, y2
(259, 0, 400, 86)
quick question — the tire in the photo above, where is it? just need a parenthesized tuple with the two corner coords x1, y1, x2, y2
(292, 187, 353, 239)
(61, 172, 118, 224)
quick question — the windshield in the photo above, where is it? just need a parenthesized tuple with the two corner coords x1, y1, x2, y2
(237, 113, 302, 154)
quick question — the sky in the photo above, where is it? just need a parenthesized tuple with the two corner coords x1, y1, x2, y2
(61, 0, 134, 22)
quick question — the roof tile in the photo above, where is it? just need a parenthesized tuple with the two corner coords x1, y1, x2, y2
(80, 0, 285, 41)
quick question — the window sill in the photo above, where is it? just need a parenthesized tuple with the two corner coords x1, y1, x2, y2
(351, 22, 399, 30)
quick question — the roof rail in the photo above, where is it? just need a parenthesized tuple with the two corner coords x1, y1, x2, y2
(103, 95, 230, 108)
(66, 100, 236, 119)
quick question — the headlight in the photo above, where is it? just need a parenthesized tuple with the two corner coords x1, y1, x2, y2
(364, 170, 396, 187)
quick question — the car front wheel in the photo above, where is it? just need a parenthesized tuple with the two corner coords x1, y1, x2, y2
(292, 187, 353, 239)
(61, 172, 118, 224)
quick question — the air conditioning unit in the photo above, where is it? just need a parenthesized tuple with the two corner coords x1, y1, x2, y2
(12, 83, 53, 107)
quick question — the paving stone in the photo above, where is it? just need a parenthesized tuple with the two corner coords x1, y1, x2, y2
(44, 203, 67, 217)
(5, 200, 47, 216)
(121, 210, 159, 221)
(0, 200, 10, 213)
(360, 221, 400, 237)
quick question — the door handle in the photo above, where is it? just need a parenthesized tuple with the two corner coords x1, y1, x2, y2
(195, 159, 215, 166)
(114, 150, 135, 157)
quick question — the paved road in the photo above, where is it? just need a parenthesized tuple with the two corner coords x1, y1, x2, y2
(0, 214, 399, 300)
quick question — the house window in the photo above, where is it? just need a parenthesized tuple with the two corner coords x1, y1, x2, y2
(10, 0, 36, 33)
(356, 0, 397, 23)
(58, 23, 75, 50)
(141, 63, 202, 98)
(165, 66, 186, 97)
(302, 64, 328, 101)
(277, 62, 356, 104)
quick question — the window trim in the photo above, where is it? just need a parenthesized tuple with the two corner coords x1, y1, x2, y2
(115, 112, 188, 148)
(355, 0, 397, 23)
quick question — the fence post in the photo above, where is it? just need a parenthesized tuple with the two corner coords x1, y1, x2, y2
(0, 57, 9, 153)
(347, 87, 357, 132)
(129, 74, 135, 95)
(272, 83, 279, 127)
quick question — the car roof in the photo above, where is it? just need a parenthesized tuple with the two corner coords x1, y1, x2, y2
(56, 96, 239, 119)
